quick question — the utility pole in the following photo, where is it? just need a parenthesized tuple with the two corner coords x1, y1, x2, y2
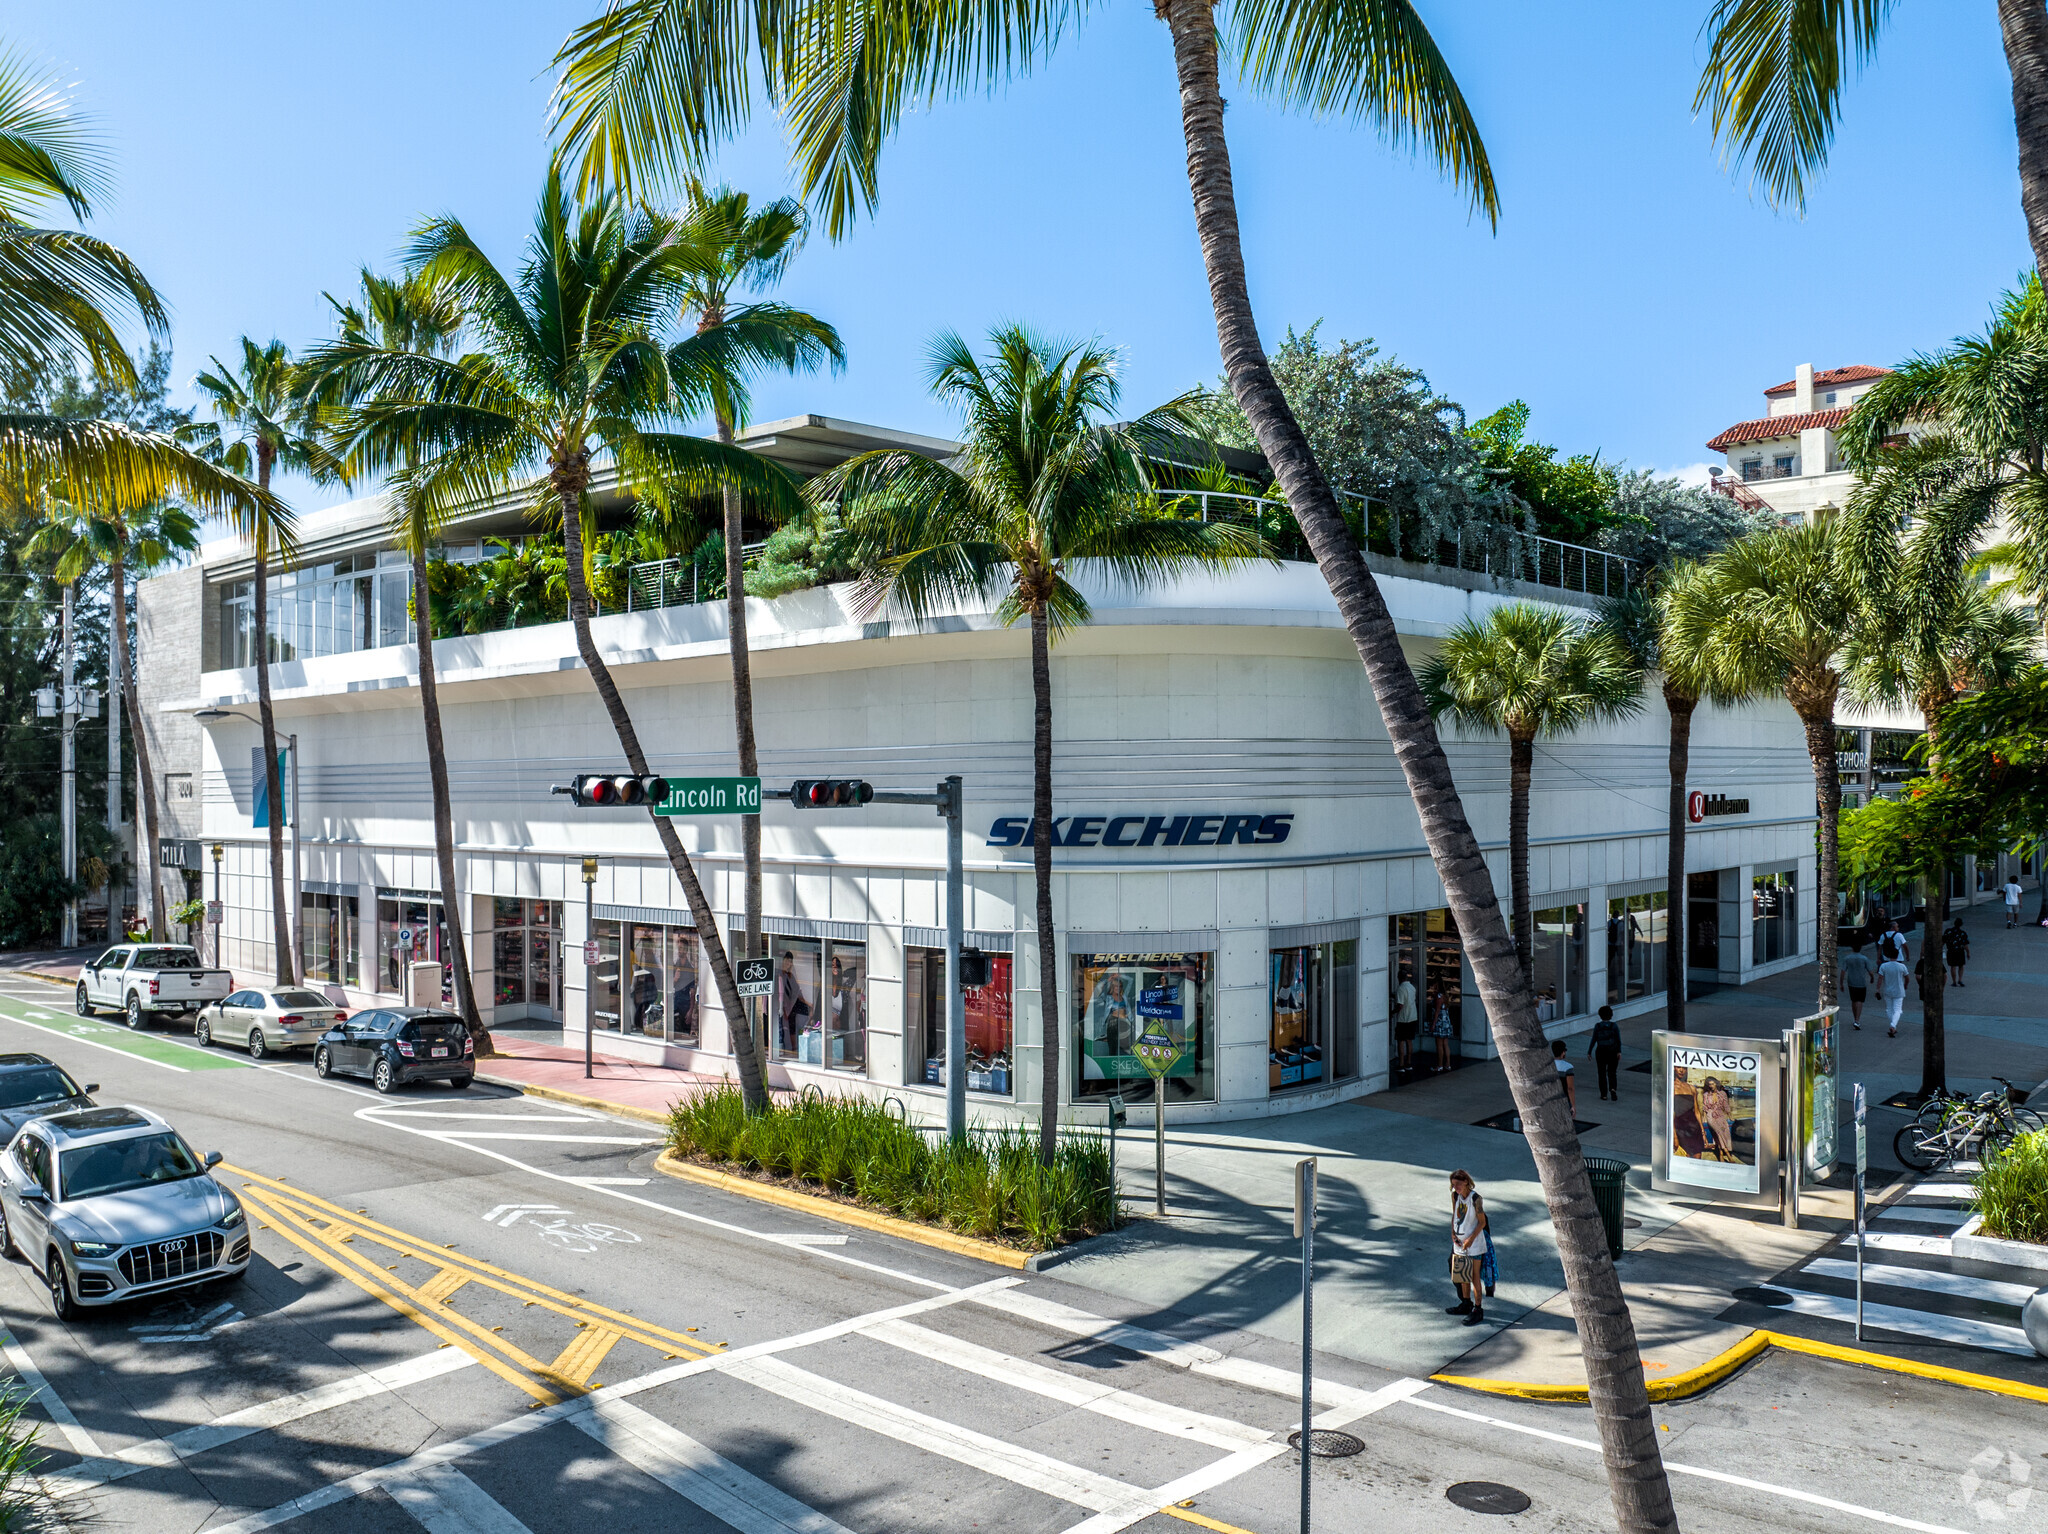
(60, 583, 76, 950)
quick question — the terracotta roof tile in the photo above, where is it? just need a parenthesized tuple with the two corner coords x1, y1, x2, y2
(1763, 365, 1890, 396)
(1706, 407, 1852, 452)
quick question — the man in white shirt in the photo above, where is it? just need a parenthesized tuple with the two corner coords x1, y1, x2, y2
(1392, 971, 1418, 1071)
(1875, 953, 1911, 1038)
(2006, 878, 2025, 928)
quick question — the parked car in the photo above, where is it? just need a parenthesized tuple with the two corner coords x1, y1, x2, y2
(195, 988, 347, 1060)
(313, 1008, 474, 1093)
(0, 1105, 248, 1319)
(0, 1056, 95, 1139)
(76, 945, 233, 1030)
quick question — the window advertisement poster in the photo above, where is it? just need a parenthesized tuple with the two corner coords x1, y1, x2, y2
(1796, 1010, 1839, 1179)
(1076, 952, 1209, 1096)
(1650, 1031, 1783, 1208)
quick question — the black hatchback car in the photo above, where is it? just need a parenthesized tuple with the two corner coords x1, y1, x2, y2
(0, 1055, 96, 1138)
(311, 1008, 474, 1093)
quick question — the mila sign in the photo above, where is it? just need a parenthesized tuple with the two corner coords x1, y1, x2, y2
(986, 813, 1295, 849)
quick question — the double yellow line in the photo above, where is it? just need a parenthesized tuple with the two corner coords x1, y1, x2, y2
(226, 1164, 720, 1405)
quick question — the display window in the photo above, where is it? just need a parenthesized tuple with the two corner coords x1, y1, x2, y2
(1074, 951, 1215, 1102)
(1529, 904, 1587, 1021)
(908, 948, 1014, 1095)
(1752, 871, 1798, 964)
(1387, 910, 1464, 1074)
(1607, 891, 1670, 1004)
(302, 893, 359, 988)
(592, 921, 623, 1032)
(588, 918, 696, 1040)
(1268, 940, 1357, 1091)
(771, 937, 867, 1070)
(376, 887, 450, 1003)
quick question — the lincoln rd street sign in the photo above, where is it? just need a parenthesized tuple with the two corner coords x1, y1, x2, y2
(655, 777, 762, 817)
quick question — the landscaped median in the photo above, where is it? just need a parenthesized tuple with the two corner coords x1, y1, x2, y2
(655, 1084, 1122, 1265)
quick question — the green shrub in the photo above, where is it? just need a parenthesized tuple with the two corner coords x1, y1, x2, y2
(666, 1084, 1122, 1249)
(0, 1388, 46, 1530)
(1976, 1129, 2048, 1243)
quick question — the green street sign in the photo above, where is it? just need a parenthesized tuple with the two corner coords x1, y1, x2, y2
(654, 776, 761, 817)
(1132, 1030, 1182, 1079)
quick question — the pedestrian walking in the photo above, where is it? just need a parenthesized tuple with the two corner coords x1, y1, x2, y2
(1445, 1170, 1490, 1326)
(1943, 918, 1970, 987)
(1425, 985, 1454, 1074)
(2006, 876, 2025, 928)
(1876, 948, 1911, 1038)
(1838, 941, 1872, 1030)
(1877, 920, 1910, 967)
(1587, 1004, 1623, 1099)
(1550, 1038, 1577, 1117)
(1392, 968, 1418, 1073)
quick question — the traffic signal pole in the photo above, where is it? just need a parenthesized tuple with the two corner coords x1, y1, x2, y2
(59, 583, 76, 950)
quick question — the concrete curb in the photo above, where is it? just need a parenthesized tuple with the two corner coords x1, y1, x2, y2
(471, 1074, 673, 1128)
(1432, 1328, 2048, 1405)
(652, 1149, 1034, 1270)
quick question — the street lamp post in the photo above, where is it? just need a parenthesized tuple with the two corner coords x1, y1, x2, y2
(582, 856, 599, 1080)
(210, 842, 224, 969)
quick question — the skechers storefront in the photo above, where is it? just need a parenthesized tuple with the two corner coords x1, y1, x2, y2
(154, 545, 1822, 1128)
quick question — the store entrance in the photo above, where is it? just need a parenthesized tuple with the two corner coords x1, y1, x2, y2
(492, 899, 562, 1022)
(1387, 909, 1470, 1086)
(1687, 870, 1725, 989)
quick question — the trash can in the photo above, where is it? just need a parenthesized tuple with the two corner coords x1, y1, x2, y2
(1584, 1157, 1630, 1259)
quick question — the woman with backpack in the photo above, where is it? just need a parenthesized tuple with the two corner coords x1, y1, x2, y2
(1446, 1170, 1491, 1326)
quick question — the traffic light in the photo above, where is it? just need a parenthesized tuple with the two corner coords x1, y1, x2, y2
(789, 778, 874, 808)
(555, 774, 671, 807)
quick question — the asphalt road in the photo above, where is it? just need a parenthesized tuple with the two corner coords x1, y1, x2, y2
(0, 972, 2031, 1534)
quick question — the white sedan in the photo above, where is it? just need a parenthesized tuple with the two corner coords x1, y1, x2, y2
(195, 988, 348, 1059)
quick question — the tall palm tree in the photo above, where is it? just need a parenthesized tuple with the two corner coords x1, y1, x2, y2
(1419, 603, 1643, 983)
(549, 15, 1686, 1523)
(1695, 521, 1865, 1016)
(323, 168, 804, 1113)
(182, 341, 318, 986)
(300, 270, 486, 1039)
(673, 184, 843, 1034)
(813, 324, 1263, 1163)
(1695, 0, 2048, 278)
(25, 493, 199, 942)
(1843, 456, 2035, 1096)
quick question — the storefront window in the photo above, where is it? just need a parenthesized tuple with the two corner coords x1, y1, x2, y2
(771, 936, 866, 1069)
(908, 948, 1014, 1095)
(1607, 892, 1669, 1004)
(302, 893, 359, 988)
(1269, 940, 1356, 1091)
(1387, 911, 1464, 1069)
(592, 921, 623, 1031)
(1752, 871, 1798, 964)
(376, 888, 450, 1002)
(1688, 871, 1724, 971)
(627, 925, 664, 1036)
(584, 917, 695, 1040)
(1529, 905, 1586, 1022)
(667, 928, 700, 1043)
(1075, 951, 1215, 1102)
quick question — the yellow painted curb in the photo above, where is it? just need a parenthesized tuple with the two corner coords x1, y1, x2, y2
(653, 1149, 1032, 1270)
(473, 1075, 673, 1128)
(1431, 1328, 2048, 1405)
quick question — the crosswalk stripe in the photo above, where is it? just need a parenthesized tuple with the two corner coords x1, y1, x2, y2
(0, 1329, 99, 1458)
(575, 1396, 856, 1534)
(1873, 1203, 1972, 1227)
(1763, 1287, 2033, 1355)
(410, 1132, 661, 1145)
(973, 1288, 1223, 1368)
(1907, 1183, 1976, 1199)
(862, 1318, 1270, 1450)
(388, 1463, 534, 1534)
(1804, 1257, 2037, 1308)
(725, 1353, 1151, 1514)
(1859, 1231, 1953, 1255)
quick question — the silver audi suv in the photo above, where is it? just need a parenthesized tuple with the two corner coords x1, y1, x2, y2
(0, 1105, 249, 1319)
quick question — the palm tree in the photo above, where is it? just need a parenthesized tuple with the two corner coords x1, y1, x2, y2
(1694, 521, 1865, 1017)
(182, 341, 319, 986)
(322, 168, 804, 1113)
(812, 324, 1263, 1163)
(300, 270, 487, 1041)
(1603, 566, 1763, 1031)
(25, 494, 199, 942)
(551, 11, 1683, 1520)
(673, 184, 843, 1030)
(1419, 603, 1643, 982)
(1695, 1, 2048, 278)
(1843, 458, 2034, 1097)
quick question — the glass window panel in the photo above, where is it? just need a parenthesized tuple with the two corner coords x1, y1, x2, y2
(494, 927, 527, 1007)
(528, 925, 556, 1016)
(666, 929, 698, 1043)
(592, 921, 622, 1032)
(1075, 951, 1215, 1103)
(628, 924, 664, 1037)
(1530, 904, 1587, 1021)
(823, 940, 866, 1071)
(493, 898, 525, 928)
(378, 571, 408, 646)
(772, 940, 823, 1061)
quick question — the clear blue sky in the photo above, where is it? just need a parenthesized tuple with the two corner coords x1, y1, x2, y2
(14, 1, 2030, 512)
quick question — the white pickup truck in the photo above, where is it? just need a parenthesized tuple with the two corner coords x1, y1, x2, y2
(76, 944, 233, 1030)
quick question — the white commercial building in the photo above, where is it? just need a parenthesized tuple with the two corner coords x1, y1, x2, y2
(1705, 362, 1893, 524)
(139, 417, 1825, 1126)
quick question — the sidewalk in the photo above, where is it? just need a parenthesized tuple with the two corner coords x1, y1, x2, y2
(476, 1034, 723, 1123)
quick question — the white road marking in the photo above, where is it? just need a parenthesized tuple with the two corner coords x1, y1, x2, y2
(0, 1328, 99, 1457)
(862, 1317, 1270, 1450)
(1874, 1204, 1972, 1228)
(131, 1300, 242, 1342)
(972, 1287, 1223, 1367)
(1055, 1443, 1292, 1534)
(724, 1353, 1151, 1514)
(1761, 1287, 2032, 1354)
(1859, 1232, 1954, 1256)
(773, 1234, 848, 1247)
(45, 1348, 476, 1491)
(403, 1132, 660, 1145)
(367, 1110, 598, 1123)
(569, 1177, 650, 1187)
(1905, 1183, 1975, 1199)
(387, 1462, 534, 1534)
(1804, 1257, 2036, 1308)
(0, 1012, 188, 1070)
(576, 1396, 856, 1534)
(482, 1204, 574, 1227)
(1404, 1392, 1973, 1534)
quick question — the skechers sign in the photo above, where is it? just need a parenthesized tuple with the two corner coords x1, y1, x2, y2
(986, 813, 1294, 849)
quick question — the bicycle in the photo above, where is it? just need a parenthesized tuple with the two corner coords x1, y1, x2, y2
(1911, 1076, 2041, 1137)
(1894, 1098, 2026, 1172)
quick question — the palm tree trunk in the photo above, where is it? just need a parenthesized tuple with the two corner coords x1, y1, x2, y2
(1665, 686, 1697, 1032)
(1797, 705, 1842, 1012)
(1998, 0, 2048, 278)
(112, 544, 165, 941)
(718, 412, 764, 1060)
(558, 476, 770, 1112)
(1031, 604, 1060, 1167)
(1509, 731, 1533, 983)
(1918, 700, 1950, 1099)
(1159, 6, 1674, 1528)
(416, 547, 484, 1045)
(252, 497, 293, 986)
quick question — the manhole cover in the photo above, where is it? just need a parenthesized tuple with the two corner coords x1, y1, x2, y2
(1287, 1429, 1366, 1458)
(1732, 1286, 1793, 1307)
(1447, 1481, 1532, 1515)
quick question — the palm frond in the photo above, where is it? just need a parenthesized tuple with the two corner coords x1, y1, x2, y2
(0, 48, 110, 220)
